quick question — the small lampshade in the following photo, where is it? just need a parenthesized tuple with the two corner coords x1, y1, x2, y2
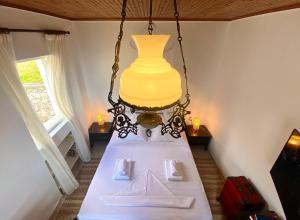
(284, 130, 300, 162)
(192, 117, 201, 132)
(288, 134, 300, 149)
(119, 35, 182, 110)
(97, 113, 105, 126)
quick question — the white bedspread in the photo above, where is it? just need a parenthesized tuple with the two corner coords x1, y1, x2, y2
(78, 133, 212, 220)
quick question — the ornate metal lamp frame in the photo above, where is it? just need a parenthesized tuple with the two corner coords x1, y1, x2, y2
(108, 0, 190, 139)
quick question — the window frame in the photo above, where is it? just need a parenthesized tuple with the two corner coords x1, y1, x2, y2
(16, 56, 64, 132)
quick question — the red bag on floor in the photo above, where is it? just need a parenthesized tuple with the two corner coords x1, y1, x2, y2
(218, 176, 265, 220)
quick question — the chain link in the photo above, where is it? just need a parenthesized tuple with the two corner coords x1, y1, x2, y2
(173, 0, 190, 100)
(109, 0, 127, 102)
(148, 0, 153, 35)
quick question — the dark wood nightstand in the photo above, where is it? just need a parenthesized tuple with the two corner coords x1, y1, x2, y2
(88, 122, 113, 147)
(185, 125, 212, 150)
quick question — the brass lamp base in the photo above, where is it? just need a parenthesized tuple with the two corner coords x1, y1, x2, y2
(137, 112, 162, 129)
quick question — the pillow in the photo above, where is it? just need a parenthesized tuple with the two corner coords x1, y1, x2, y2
(148, 125, 175, 142)
(110, 113, 148, 143)
(110, 125, 147, 143)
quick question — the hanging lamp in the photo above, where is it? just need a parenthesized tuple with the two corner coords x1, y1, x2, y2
(108, 0, 190, 138)
(119, 35, 182, 110)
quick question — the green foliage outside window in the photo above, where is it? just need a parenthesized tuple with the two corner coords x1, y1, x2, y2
(17, 60, 43, 83)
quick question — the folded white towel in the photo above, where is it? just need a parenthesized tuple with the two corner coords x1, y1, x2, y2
(117, 159, 129, 176)
(113, 159, 132, 180)
(165, 160, 184, 181)
(169, 160, 180, 176)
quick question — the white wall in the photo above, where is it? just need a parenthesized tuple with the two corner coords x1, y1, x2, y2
(207, 9, 300, 219)
(0, 6, 69, 60)
(0, 6, 86, 219)
(73, 21, 228, 124)
(0, 86, 61, 219)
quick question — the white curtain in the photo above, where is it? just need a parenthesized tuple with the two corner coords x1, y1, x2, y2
(0, 33, 78, 194)
(44, 34, 91, 162)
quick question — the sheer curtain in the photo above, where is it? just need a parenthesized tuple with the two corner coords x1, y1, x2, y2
(44, 34, 91, 162)
(0, 33, 78, 194)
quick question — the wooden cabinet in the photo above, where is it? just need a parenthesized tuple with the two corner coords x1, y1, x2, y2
(185, 125, 212, 150)
(88, 122, 113, 147)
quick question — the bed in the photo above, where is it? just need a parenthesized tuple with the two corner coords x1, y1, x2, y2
(78, 130, 212, 220)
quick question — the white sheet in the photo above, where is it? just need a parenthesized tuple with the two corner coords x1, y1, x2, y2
(78, 133, 212, 220)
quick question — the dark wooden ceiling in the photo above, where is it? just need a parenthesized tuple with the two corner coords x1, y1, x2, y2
(1, 0, 300, 21)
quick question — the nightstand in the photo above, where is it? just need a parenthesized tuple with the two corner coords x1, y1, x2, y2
(88, 122, 113, 147)
(185, 125, 212, 150)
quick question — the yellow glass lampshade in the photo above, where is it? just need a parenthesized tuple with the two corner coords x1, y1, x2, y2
(119, 35, 182, 110)
(192, 117, 201, 132)
(97, 113, 105, 126)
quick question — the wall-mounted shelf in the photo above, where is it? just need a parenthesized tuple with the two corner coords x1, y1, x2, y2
(59, 133, 80, 174)
(58, 132, 75, 157)
(52, 122, 81, 176)
(66, 152, 79, 169)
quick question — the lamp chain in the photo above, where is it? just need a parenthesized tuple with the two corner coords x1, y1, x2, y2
(148, 0, 154, 35)
(173, 0, 190, 101)
(108, 0, 127, 104)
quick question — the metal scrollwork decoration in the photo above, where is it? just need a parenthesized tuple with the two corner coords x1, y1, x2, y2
(161, 100, 191, 138)
(108, 101, 138, 138)
(108, 0, 191, 139)
(146, 129, 152, 137)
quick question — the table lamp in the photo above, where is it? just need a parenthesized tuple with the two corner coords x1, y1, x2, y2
(192, 117, 200, 133)
(97, 113, 105, 127)
(285, 132, 300, 162)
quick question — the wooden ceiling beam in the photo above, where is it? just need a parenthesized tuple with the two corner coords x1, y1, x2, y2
(1, 0, 300, 21)
(0, 1, 69, 20)
(232, 2, 300, 21)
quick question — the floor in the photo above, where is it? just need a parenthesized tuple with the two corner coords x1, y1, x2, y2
(52, 142, 226, 220)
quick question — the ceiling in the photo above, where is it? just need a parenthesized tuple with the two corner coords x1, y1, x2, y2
(1, 0, 300, 21)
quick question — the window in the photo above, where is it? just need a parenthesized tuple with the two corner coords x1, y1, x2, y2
(16, 58, 61, 130)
